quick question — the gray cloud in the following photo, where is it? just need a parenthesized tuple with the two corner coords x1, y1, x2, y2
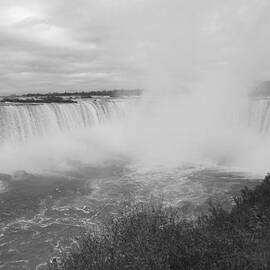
(0, 0, 145, 93)
(0, 0, 270, 94)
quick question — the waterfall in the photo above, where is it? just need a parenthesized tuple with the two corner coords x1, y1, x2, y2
(0, 99, 129, 144)
(248, 99, 270, 134)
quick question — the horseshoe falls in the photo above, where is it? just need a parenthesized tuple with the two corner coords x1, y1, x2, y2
(0, 99, 129, 144)
(0, 96, 270, 173)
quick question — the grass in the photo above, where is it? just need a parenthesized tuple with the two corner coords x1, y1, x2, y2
(48, 175, 270, 270)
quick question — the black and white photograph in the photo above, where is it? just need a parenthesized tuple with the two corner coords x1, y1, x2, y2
(0, 0, 270, 269)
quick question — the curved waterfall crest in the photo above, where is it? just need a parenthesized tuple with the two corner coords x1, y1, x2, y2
(0, 99, 129, 144)
(1, 97, 270, 145)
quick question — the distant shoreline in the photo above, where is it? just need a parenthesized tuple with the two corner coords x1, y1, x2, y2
(0, 89, 143, 104)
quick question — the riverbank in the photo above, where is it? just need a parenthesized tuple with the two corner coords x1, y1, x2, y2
(48, 174, 270, 270)
(0, 89, 143, 104)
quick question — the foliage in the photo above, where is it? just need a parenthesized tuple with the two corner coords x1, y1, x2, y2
(48, 175, 270, 270)
(1, 96, 76, 103)
(21, 89, 143, 98)
(1, 89, 143, 104)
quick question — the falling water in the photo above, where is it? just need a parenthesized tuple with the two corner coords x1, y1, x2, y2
(248, 98, 270, 134)
(0, 99, 129, 144)
(0, 95, 269, 173)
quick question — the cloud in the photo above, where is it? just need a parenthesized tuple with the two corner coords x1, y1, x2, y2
(0, 0, 143, 93)
(0, 0, 270, 94)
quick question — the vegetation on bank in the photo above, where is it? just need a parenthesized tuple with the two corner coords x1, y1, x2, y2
(1, 96, 76, 104)
(22, 89, 143, 98)
(48, 175, 270, 270)
(1, 89, 143, 104)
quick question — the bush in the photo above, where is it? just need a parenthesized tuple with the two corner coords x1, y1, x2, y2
(48, 175, 270, 270)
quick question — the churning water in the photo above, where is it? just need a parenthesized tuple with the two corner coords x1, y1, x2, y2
(0, 96, 267, 269)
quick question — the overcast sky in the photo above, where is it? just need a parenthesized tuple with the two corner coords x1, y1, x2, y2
(0, 0, 270, 94)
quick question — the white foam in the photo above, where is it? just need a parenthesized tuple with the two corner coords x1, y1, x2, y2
(0, 180, 7, 193)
